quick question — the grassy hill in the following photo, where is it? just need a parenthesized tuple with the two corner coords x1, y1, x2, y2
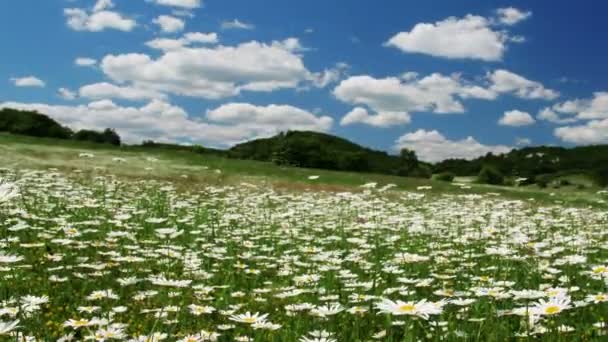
(228, 130, 427, 175)
(1, 133, 606, 208)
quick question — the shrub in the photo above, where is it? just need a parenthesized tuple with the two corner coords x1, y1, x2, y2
(477, 166, 504, 185)
(408, 165, 432, 179)
(592, 167, 608, 188)
(435, 172, 455, 182)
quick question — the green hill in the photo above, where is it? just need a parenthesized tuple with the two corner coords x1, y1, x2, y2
(228, 131, 429, 177)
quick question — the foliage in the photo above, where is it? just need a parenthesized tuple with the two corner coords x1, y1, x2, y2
(477, 165, 504, 185)
(0, 107, 122, 146)
(435, 172, 455, 182)
(73, 128, 121, 146)
(230, 131, 430, 177)
(434, 145, 608, 187)
(592, 166, 608, 188)
(0, 108, 72, 139)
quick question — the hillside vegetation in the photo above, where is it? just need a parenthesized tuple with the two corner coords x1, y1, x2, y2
(2, 107, 608, 188)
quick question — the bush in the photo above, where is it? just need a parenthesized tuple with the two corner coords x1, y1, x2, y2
(408, 165, 432, 179)
(536, 176, 550, 188)
(435, 172, 455, 182)
(591, 167, 608, 188)
(477, 166, 504, 185)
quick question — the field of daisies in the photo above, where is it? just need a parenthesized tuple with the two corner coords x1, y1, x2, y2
(1, 166, 607, 341)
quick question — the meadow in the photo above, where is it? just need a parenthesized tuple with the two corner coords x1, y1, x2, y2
(1, 134, 608, 341)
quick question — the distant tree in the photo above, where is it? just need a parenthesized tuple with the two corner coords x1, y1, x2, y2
(435, 172, 455, 182)
(0, 108, 72, 139)
(73, 128, 121, 145)
(102, 128, 121, 146)
(477, 166, 504, 185)
(592, 166, 608, 187)
(396, 148, 419, 176)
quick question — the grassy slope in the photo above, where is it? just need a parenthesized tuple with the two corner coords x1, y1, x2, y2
(0, 133, 605, 207)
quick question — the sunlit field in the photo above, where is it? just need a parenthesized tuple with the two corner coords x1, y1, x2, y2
(1, 159, 608, 341)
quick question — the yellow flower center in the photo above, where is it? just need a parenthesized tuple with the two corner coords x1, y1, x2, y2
(544, 305, 561, 315)
(593, 266, 606, 274)
(595, 295, 606, 301)
(398, 304, 416, 313)
(74, 319, 89, 327)
(242, 317, 257, 323)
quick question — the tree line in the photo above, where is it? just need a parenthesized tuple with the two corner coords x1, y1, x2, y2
(0, 108, 121, 145)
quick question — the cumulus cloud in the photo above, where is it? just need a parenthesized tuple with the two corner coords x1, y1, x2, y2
(153, 0, 201, 9)
(334, 72, 495, 127)
(58, 88, 77, 100)
(145, 32, 218, 51)
(79, 82, 167, 101)
(10, 76, 45, 87)
(64, 1, 136, 32)
(496, 7, 532, 25)
(221, 19, 254, 30)
(537, 108, 577, 124)
(498, 110, 535, 126)
(545, 92, 608, 144)
(386, 14, 509, 61)
(75, 57, 97, 67)
(153, 15, 185, 33)
(0, 100, 332, 147)
(101, 38, 327, 99)
(206, 103, 333, 133)
(555, 119, 608, 144)
(340, 107, 410, 127)
(395, 129, 512, 162)
(489, 69, 559, 100)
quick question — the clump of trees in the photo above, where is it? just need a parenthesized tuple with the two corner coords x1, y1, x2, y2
(477, 166, 504, 185)
(230, 131, 431, 178)
(73, 128, 121, 146)
(0, 108, 121, 145)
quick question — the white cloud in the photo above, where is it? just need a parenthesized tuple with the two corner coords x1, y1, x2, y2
(93, 0, 114, 12)
(101, 38, 323, 99)
(154, 0, 201, 9)
(554, 119, 608, 144)
(386, 14, 508, 61)
(75, 57, 97, 67)
(58, 88, 77, 100)
(538, 92, 608, 126)
(10, 76, 45, 87)
(564, 92, 608, 120)
(546, 92, 608, 144)
(537, 108, 577, 124)
(0, 100, 331, 147)
(333, 72, 495, 127)
(153, 15, 185, 33)
(340, 107, 410, 127)
(515, 137, 532, 146)
(221, 19, 254, 30)
(489, 69, 559, 100)
(498, 110, 535, 126)
(496, 7, 532, 25)
(79, 82, 167, 101)
(206, 103, 333, 133)
(145, 32, 218, 51)
(395, 129, 512, 162)
(64, 7, 136, 32)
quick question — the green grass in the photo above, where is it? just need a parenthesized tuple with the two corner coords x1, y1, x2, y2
(0, 133, 606, 207)
(1, 159, 608, 340)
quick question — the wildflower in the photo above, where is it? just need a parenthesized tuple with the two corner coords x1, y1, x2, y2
(0, 320, 19, 335)
(375, 298, 444, 320)
(229, 312, 269, 324)
(531, 295, 571, 316)
(0, 181, 18, 203)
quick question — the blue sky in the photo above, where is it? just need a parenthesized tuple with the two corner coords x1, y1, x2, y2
(1, 0, 607, 161)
